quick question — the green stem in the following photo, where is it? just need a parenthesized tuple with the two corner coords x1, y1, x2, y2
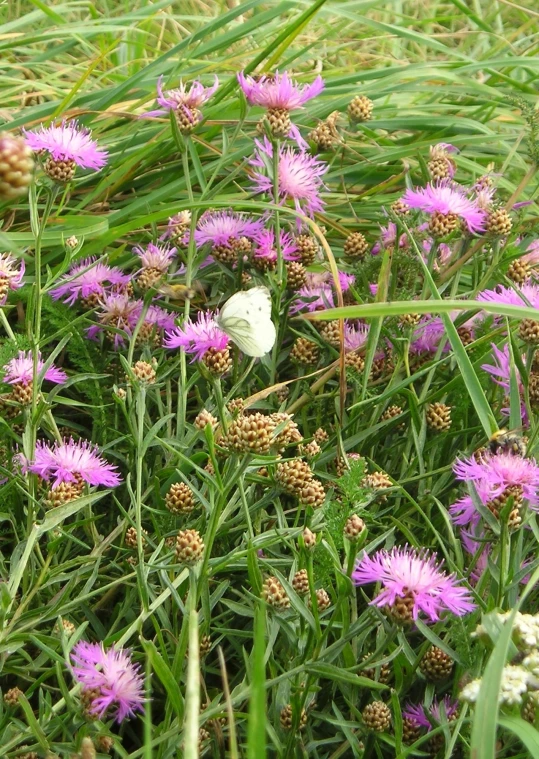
(136, 385, 147, 584)
(0, 307, 16, 341)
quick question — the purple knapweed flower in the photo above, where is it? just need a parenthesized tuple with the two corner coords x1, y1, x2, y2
(290, 284, 334, 314)
(23, 121, 108, 170)
(344, 323, 369, 352)
(482, 343, 522, 392)
(143, 76, 219, 119)
(2, 351, 67, 386)
(194, 210, 263, 249)
(477, 283, 539, 309)
(352, 545, 475, 622)
(50, 258, 130, 306)
(251, 137, 328, 220)
(160, 210, 192, 242)
(402, 182, 486, 234)
(164, 311, 229, 361)
(252, 228, 299, 268)
(453, 451, 539, 507)
(238, 71, 324, 110)
(0, 253, 25, 304)
(403, 697, 459, 731)
(371, 221, 409, 255)
(23, 438, 121, 489)
(71, 641, 144, 722)
(134, 242, 176, 272)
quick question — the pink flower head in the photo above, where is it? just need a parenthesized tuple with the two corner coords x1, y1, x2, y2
(403, 697, 459, 731)
(23, 437, 121, 489)
(23, 121, 108, 170)
(290, 284, 334, 314)
(238, 70, 324, 110)
(251, 138, 328, 220)
(89, 293, 142, 348)
(344, 323, 369, 351)
(0, 253, 25, 303)
(2, 351, 67, 386)
(194, 210, 263, 249)
(71, 641, 144, 722)
(402, 182, 486, 234)
(352, 545, 475, 622)
(134, 242, 176, 272)
(477, 283, 539, 309)
(371, 221, 410, 255)
(144, 75, 219, 118)
(50, 258, 130, 306)
(409, 317, 444, 354)
(338, 272, 355, 292)
(481, 343, 522, 392)
(160, 210, 192, 242)
(453, 451, 539, 509)
(129, 301, 176, 333)
(252, 228, 299, 266)
(164, 311, 229, 361)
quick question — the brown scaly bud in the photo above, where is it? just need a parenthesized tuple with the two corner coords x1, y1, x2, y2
(264, 108, 292, 139)
(81, 686, 102, 720)
(344, 514, 366, 542)
(222, 413, 278, 454)
(212, 243, 236, 264)
(402, 716, 422, 744)
(4, 686, 23, 706)
(344, 352, 366, 373)
(362, 471, 393, 498)
(381, 405, 404, 423)
(529, 373, 539, 406)
(275, 459, 314, 494)
(391, 199, 410, 215)
(176, 107, 202, 135)
(507, 258, 531, 284)
(321, 320, 342, 347)
(80, 737, 97, 759)
(137, 267, 163, 291)
(301, 527, 317, 550)
(11, 381, 34, 406)
(310, 588, 331, 611)
(54, 618, 76, 636)
(486, 207, 512, 236)
(202, 347, 232, 376)
(14, 749, 38, 759)
(486, 484, 523, 529)
(43, 156, 76, 182)
(292, 569, 310, 595)
(426, 402, 452, 431)
(270, 412, 303, 449)
(198, 728, 211, 751)
(227, 397, 245, 416)
(194, 409, 218, 430)
(199, 634, 212, 657)
(361, 654, 391, 684)
(0, 132, 34, 199)
(175, 529, 205, 565)
(428, 211, 459, 237)
(385, 590, 415, 624)
(427, 144, 456, 181)
(261, 576, 290, 610)
(457, 325, 474, 345)
(309, 112, 340, 152)
(65, 235, 79, 250)
(348, 95, 374, 123)
(399, 312, 422, 327)
(275, 385, 289, 403)
(286, 261, 307, 290)
(419, 646, 454, 681)
(290, 337, 320, 366)
(280, 703, 308, 730)
(125, 526, 147, 549)
(519, 318, 539, 345)
(294, 234, 318, 266)
(95, 736, 114, 753)
(166, 482, 196, 515)
(298, 478, 326, 508)
(299, 440, 321, 459)
(314, 428, 329, 444)
(362, 701, 391, 732)
(130, 360, 156, 385)
(344, 232, 369, 259)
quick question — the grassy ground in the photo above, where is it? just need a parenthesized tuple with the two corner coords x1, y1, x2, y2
(1, 1, 539, 758)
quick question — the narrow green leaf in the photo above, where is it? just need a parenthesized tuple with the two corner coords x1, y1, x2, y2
(247, 603, 267, 759)
(141, 638, 183, 718)
(498, 716, 539, 757)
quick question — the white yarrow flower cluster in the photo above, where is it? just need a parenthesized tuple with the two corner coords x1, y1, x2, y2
(460, 679, 481, 704)
(523, 652, 539, 678)
(460, 665, 533, 707)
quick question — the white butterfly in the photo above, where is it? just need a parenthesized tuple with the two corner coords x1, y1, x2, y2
(217, 286, 276, 357)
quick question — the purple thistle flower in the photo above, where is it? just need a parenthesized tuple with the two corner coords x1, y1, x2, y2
(252, 228, 299, 266)
(352, 545, 475, 622)
(23, 437, 121, 489)
(344, 323, 369, 352)
(251, 137, 328, 220)
(160, 210, 192, 242)
(143, 75, 219, 119)
(290, 284, 334, 314)
(403, 697, 459, 731)
(23, 121, 108, 170)
(2, 351, 67, 386)
(50, 258, 130, 306)
(402, 182, 486, 234)
(194, 210, 263, 249)
(164, 311, 229, 361)
(481, 343, 522, 392)
(477, 283, 539, 309)
(71, 641, 144, 722)
(453, 451, 539, 507)
(134, 242, 176, 272)
(0, 253, 25, 304)
(237, 70, 324, 110)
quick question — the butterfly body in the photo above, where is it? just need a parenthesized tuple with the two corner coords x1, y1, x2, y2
(217, 286, 276, 357)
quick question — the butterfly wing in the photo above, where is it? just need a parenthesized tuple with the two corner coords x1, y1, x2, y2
(218, 287, 276, 357)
